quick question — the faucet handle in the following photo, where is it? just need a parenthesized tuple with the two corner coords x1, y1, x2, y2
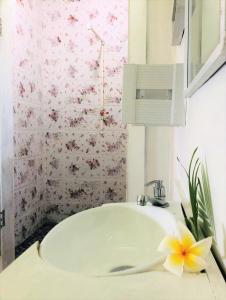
(136, 194, 146, 206)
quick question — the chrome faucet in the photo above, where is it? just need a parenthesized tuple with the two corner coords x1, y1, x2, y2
(137, 180, 169, 208)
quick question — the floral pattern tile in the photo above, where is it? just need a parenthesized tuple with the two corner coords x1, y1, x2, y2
(13, 0, 46, 246)
(65, 155, 103, 179)
(46, 154, 65, 178)
(103, 157, 126, 178)
(63, 108, 102, 130)
(101, 131, 127, 155)
(14, 131, 44, 159)
(100, 106, 126, 130)
(46, 179, 65, 203)
(13, 102, 40, 131)
(65, 180, 102, 205)
(45, 132, 64, 155)
(14, 182, 45, 219)
(14, 158, 39, 188)
(45, 203, 81, 223)
(15, 204, 45, 246)
(104, 50, 127, 104)
(13, 0, 128, 246)
(63, 131, 102, 156)
(102, 180, 126, 203)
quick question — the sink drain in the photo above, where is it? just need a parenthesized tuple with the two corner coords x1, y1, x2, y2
(109, 265, 134, 273)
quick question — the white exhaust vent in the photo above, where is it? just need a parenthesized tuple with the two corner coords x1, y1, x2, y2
(122, 64, 185, 126)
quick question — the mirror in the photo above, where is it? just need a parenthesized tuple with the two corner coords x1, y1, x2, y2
(188, 0, 221, 83)
(185, 0, 226, 96)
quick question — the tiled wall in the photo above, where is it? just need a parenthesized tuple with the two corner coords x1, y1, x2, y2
(42, 0, 128, 222)
(13, 0, 46, 245)
(13, 0, 128, 245)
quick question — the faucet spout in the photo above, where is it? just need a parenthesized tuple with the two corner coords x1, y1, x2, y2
(145, 180, 165, 198)
(137, 180, 169, 208)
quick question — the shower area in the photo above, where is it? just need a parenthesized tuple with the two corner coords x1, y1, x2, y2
(4, 0, 128, 254)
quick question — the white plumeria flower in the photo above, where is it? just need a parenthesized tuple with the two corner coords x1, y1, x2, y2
(158, 222, 212, 276)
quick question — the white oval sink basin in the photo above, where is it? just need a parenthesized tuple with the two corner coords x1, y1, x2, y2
(39, 203, 177, 276)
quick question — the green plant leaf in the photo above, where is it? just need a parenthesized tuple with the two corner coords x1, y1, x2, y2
(188, 147, 198, 180)
(178, 147, 200, 240)
(197, 163, 216, 243)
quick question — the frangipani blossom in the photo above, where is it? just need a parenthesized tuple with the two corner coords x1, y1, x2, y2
(158, 223, 212, 276)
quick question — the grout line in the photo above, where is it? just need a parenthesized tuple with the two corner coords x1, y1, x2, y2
(15, 204, 46, 222)
(14, 179, 46, 192)
(13, 155, 43, 161)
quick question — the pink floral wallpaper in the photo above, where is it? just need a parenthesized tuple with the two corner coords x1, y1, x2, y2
(13, 0, 128, 245)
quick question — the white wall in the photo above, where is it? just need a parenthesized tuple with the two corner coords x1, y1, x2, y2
(127, 0, 175, 202)
(145, 0, 175, 199)
(145, 127, 174, 198)
(127, 0, 147, 202)
(173, 65, 226, 259)
(147, 0, 175, 64)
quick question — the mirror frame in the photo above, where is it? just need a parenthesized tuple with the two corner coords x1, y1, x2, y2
(184, 0, 226, 97)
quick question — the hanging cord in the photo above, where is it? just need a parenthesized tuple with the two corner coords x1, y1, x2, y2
(87, 25, 105, 106)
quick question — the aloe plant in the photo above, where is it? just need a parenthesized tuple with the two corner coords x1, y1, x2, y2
(177, 147, 200, 240)
(178, 149, 226, 279)
(177, 148, 217, 241)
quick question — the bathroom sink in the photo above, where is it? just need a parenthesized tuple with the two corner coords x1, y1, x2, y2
(39, 203, 177, 276)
